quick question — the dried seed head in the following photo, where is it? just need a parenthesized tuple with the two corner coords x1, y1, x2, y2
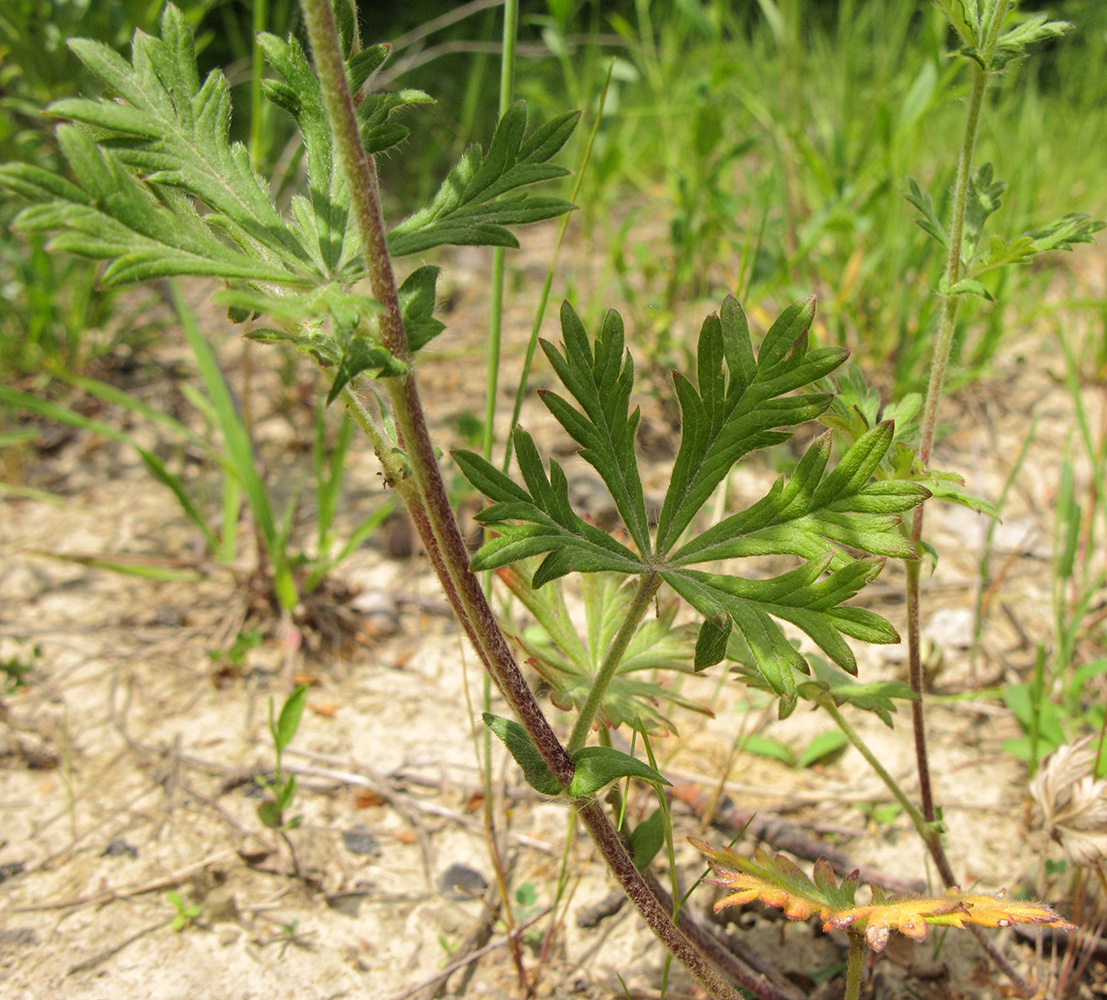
(1030, 738, 1107, 866)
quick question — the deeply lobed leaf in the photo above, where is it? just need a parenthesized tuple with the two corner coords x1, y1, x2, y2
(387, 102, 578, 256)
(694, 839, 1073, 954)
(457, 296, 927, 705)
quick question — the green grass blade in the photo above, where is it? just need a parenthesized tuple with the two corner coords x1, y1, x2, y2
(169, 283, 297, 609)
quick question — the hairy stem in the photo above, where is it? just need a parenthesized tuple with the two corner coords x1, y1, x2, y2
(578, 801, 743, 1000)
(901, 12, 1034, 991)
(298, 3, 749, 994)
(909, 0, 1013, 830)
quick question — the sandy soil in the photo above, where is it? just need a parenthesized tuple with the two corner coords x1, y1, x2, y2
(1, 234, 1106, 1000)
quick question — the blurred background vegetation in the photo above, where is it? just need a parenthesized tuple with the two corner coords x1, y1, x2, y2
(2, 0, 1105, 387)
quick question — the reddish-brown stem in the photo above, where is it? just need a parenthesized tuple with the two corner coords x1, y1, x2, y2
(642, 872, 803, 1000)
(900, 7, 1034, 990)
(298, 2, 748, 996)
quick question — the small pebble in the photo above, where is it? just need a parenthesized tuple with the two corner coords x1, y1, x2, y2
(100, 839, 138, 859)
(218, 928, 240, 947)
(205, 885, 239, 923)
(0, 862, 25, 884)
(341, 825, 382, 857)
(0, 928, 39, 951)
(438, 863, 488, 900)
(325, 889, 370, 917)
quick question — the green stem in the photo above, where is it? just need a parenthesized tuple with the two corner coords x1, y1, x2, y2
(249, 0, 267, 171)
(906, 29, 1001, 816)
(844, 930, 866, 1000)
(567, 572, 662, 753)
(338, 386, 403, 483)
(915, 56, 989, 470)
(906, 0, 1010, 866)
(481, 0, 518, 464)
(818, 697, 930, 838)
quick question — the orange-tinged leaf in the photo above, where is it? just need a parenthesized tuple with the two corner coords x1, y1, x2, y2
(825, 896, 963, 952)
(691, 839, 1074, 955)
(691, 838, 829, 921)
(938, 890, 1074, 932)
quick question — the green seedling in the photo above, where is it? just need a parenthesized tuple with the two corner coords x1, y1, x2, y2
(208, 630, 264, 677)
(511, 883, 545, 949)
(0, 642, 40, 695)
(257, 684, 308, 832)
(166, 890, 201, 932)
(1004, 658, 1107, 775)
(740, 730, 849, 771)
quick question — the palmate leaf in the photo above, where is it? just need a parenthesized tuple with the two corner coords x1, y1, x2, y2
(1, 5, 436, 288)
(457, 296, 927, 705)
(453, 431, 648, 587)
(796, 655, 917, 727)
(693, 840, 858, 920)
(1, 132, 299, 287)
(539, 303, 652, 553)
(670, 423, 930, 570)
(665, 556, 897, 708)
(693, 839, 1073, 954)
(0, 3, 574, 317)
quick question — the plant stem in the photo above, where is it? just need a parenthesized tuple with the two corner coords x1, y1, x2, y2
(249, 0, 267, 171)
(844, 930, 866, 1000)
(905, 0, 1011, 888)
(481, 0, 517, 464)
(567, 572, 662, 753)
(908, 2, 1012, 830)
(298, 4, 749, 994)
(644, 871, 802, 1000)
(482, 5, 523, 989)
(905, 52, 988, 835)
(818, 697, 931, 839)
(577, 800, 744, 1000)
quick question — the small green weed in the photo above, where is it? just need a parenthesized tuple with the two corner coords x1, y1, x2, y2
(0, 641, 40, 695)
(166, 890, 201, 932)
(256, 684, 308, 833)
